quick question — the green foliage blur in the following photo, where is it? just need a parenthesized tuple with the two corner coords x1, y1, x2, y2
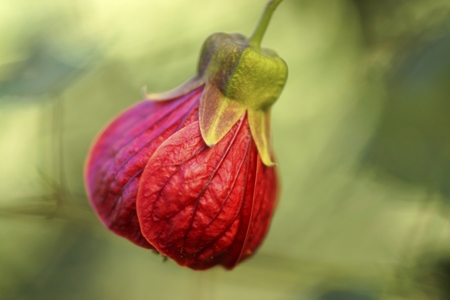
(1, 0, 450, 299)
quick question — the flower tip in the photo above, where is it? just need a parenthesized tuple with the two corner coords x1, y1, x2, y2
(201, 132, 216, 147)
(262, 156, 277, 167)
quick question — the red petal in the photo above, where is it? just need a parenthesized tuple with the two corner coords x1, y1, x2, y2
(136, 115, 277, 269)
(85, 88, 202, 248)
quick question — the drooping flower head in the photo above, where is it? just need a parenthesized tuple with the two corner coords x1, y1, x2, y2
(85, 0, 287, 270)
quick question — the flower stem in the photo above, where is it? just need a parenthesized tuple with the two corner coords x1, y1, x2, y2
(248, 0, 284, 50)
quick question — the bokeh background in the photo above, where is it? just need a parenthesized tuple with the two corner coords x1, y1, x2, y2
(1, 0, 450, 299)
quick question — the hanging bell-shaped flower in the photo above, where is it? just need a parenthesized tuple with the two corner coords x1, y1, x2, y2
(85, 0, 287, 270)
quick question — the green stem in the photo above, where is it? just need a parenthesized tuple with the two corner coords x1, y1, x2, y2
(248, 0, 284, 50)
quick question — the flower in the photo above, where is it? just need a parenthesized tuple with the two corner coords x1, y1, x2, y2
(85, 0, 287, 270)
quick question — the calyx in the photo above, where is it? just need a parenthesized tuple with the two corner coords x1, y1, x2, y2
(147, 32, 287, 166)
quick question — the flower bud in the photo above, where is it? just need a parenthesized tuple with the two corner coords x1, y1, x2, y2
(85, 0, 287, 270)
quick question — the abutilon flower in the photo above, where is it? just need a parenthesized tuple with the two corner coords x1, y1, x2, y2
(85, 0, 287, 270)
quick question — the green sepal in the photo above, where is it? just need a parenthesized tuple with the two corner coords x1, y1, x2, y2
(199, 82, 246, 146)
(143, 76, 204, 101)
(198, 32, 287, 166)
(248, 109, 275, 166)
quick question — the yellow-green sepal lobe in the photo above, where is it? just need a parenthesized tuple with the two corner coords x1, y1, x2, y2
(248, 109, 276, 166)
(222, 46, 287, 111)
(199, 83, 246, 146)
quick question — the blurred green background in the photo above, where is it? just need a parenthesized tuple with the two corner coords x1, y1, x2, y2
(1, 0, 450, 299)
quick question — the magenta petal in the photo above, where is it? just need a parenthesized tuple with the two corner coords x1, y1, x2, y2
(136, 115, 277, 269)
(85, 88, 202, 248)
